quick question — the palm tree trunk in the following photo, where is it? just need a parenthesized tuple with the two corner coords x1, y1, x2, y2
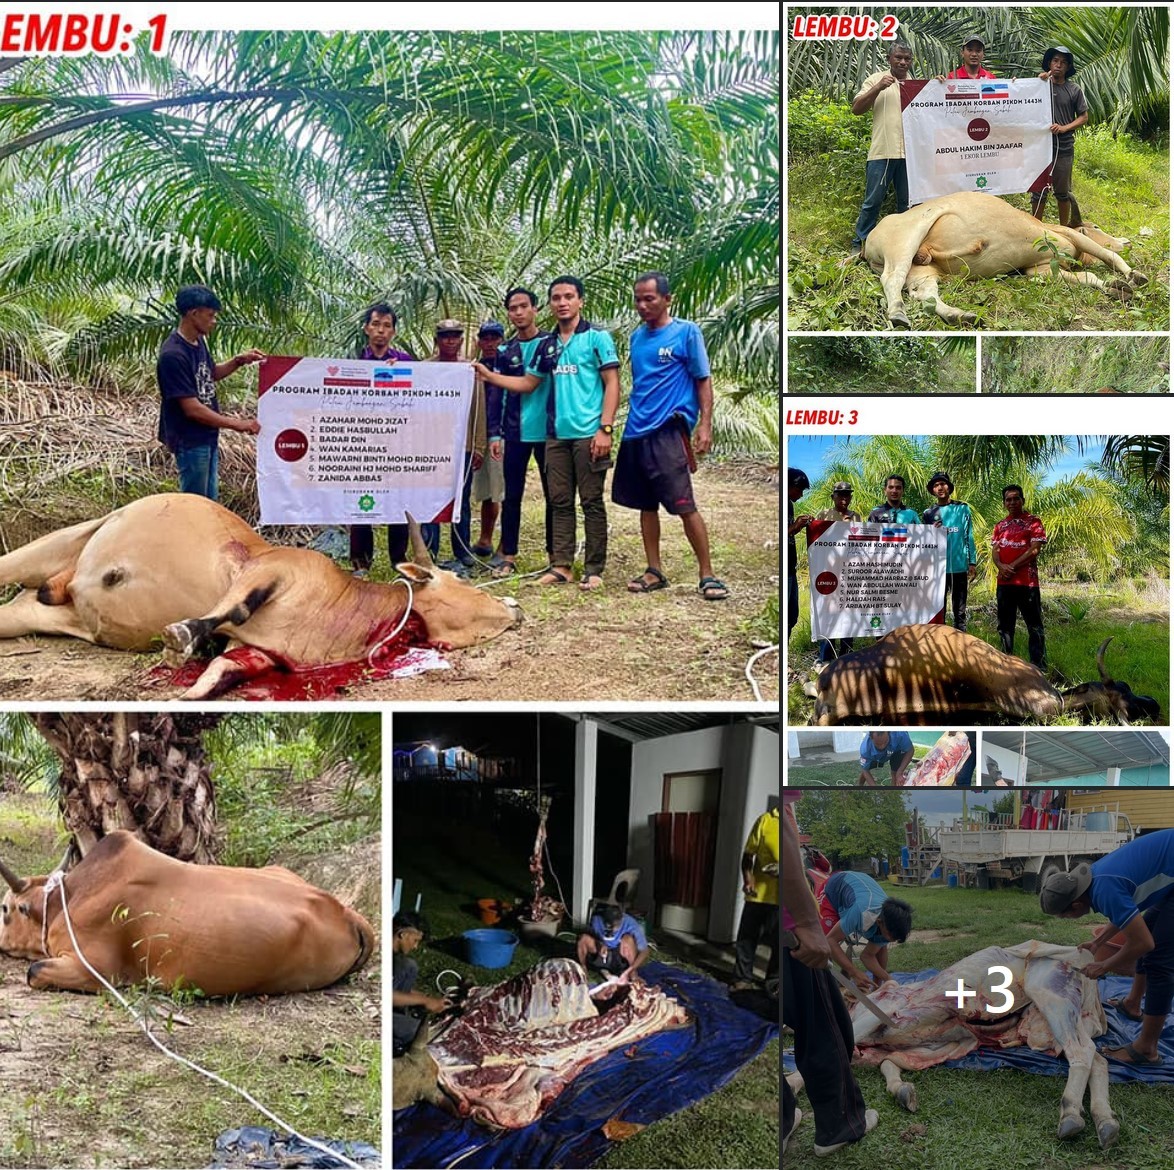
(30, 713, 222, 863)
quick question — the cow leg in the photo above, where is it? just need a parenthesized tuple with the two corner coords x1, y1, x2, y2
(0, 589, 97, 642)
(880, 1057, 918, 1112)
(1024, 262, 1133, 303)
(785, 1070, 804, 1096)
(161, 580, 277, 661)
(1087, 1051, 1119, 1150)
(1054, 227, 1146, 285)
(27, 955, 105, 993)
(183, 646, 280, 700)
(878, 256, 917, 328)
(905, 267, 976, 326)
(0, 515, 106, 591)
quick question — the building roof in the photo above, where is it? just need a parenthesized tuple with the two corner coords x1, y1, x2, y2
(984, 730, 1169, 782)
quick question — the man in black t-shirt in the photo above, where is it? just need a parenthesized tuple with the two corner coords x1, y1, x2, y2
(156, 284, 265, 500)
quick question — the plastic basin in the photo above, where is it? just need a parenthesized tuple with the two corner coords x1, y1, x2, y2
(463, 928, 519, 968)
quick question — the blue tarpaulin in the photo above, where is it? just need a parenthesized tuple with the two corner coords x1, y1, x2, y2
(210, 1127, 381, 1168)
(783, 970, 1174, 1085)
(393, 961, 779, 1169)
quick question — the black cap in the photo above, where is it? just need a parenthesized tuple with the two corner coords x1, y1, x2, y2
(962, 35, 986, 49)
(788, 468, 810, 491)
(477, 321, 506, 338)
(926, 470, 954, 491)
(1042, 46, 1076, 78)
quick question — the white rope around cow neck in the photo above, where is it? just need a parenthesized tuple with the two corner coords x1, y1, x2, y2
(366, 577, 414, 668)
(45, 870, 366, 1170)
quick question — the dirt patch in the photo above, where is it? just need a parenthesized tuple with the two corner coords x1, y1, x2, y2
(0, 467, 778, 704)
(905, 930, 976, 944)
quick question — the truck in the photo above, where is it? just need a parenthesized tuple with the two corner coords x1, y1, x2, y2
(937, 804, 1134, 891)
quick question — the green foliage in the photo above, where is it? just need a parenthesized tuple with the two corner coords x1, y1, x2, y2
(786, 90, 868, 160)
(788, 336, 975, 395)
(982, 335, 1169, 395)
(791, 789, 909, 863)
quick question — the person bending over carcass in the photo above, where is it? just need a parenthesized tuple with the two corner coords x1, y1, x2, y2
(821, 870, 913, 989)
(392, 911, 451, 1055)
(577, 902, 650, 984)
(1040, 829, 1174, 1067)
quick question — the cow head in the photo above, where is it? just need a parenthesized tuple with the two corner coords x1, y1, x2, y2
(0, 859, 48, 960)
(1061, 637, 1161, 725)
(392, 1021, 447, 1112)
(395, 516, 521, 648)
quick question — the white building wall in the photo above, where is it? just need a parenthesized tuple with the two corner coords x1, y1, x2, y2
(628, 724, 779, 943)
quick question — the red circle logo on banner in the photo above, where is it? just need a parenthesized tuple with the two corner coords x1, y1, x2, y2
(815, 571, 838, 595)
(967, 118, 991, 142)
(274, 428, 309, 462)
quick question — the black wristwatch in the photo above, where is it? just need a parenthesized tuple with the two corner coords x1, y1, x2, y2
(599, 423, 614, 436)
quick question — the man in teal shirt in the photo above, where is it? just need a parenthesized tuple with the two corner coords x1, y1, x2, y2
(866, 474, 920, 524)
(476, 275, 620, 590)
(922, 470, 977, 631)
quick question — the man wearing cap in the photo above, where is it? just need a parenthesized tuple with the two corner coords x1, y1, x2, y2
(467, 321, 509, 568)
(992, 484, 1047, 668)
(945, 36, 995, 80)
(922, 472, 977, 632)
(474, 275, 620, 591)
(814, 482, 861, 661)
(849, 40, 916, 259)
(347, 302, 439, 575)
(1031, 46, 1088, 227)
(787, 469, 814, 641)
(428, 318, 487, 575)
(1039, 829, 1174, 1066)
(866, 474, 920, 525)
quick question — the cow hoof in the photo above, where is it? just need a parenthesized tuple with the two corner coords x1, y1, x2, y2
(1130, 270, 1149, 287)
(958, 312, 977, 325)
(1097, 1120, 1120, 1150)
(1057, 1115, 1086, 1140)
(896, 1083, 918, 1113)
(888, 313, 911, 330)
(162, 621, 197, 660)
(1106, 280, 1134, 301)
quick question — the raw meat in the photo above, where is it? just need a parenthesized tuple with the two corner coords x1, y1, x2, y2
(522, 798, 564, 923)
(430, 958, 689, 1128)
(904, 731, 971, 787)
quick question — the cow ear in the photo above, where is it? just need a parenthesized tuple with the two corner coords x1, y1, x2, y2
(395, 563, 436, 583)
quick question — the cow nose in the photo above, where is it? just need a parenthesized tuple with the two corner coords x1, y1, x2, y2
(502, 597, 523, 626)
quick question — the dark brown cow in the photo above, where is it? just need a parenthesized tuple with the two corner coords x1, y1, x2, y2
(0, 493, 521, 698)
(0, 831, 374, 996)
(806, 624, 1159, 726)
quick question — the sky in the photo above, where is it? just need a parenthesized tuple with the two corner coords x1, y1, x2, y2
(786, 434, 1106, 495)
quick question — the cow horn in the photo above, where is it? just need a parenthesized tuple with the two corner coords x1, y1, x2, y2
(404, 512, 434, 567)
(1095, 636, 1114, 682)
(0, 857, 27, 893)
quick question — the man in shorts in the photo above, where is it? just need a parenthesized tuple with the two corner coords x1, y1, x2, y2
(613, 272, 728, 600)
(576, 902, 650, 984)
(468, 321, 508, 567)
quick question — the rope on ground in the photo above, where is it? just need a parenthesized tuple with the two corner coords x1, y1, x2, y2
(746, 643, 779, 703)
(47, 872, 366, 1170)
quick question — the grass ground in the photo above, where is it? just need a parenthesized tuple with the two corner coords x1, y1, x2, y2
(787, 124, 1170, 332)
(394, 812, 779, 1169)
(787, 580, 1169, 726)
(785, 885, 1174, 1170)
(0, 792, 380, 1169)
(981, 335, 1170, 395)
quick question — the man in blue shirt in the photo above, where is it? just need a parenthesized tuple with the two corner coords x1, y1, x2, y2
(867, 475, 921, 525)
(613, 272, 728, 601)
(1040, 829, 1174, 1065)
(576, 902, 650, 983)
(475, 276, 620, 590)
(822, 870, 913, 988)
(859, 731, 915, 786)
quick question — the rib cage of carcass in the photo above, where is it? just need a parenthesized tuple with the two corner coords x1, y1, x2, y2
(430, 958, 690, 1128)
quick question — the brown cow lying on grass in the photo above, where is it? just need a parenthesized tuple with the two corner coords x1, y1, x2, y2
(0, 493, 521, 698)
(0, 831, 374, 996)
(862, 192, 1148, 327)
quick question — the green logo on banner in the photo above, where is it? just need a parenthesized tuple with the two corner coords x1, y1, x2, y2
(976, 176, 988, 188)
(358, 494, 376, 512)
(870, 616, 883, 629)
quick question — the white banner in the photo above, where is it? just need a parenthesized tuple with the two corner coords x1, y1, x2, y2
(256, 356, 473, 525)
(901, 78, 1053, 203)
(807, 520, 946, 639)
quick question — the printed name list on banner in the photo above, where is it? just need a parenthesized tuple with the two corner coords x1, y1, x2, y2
(256, 356, 473, 526)
(807, 521, 946, 639)
(901, 78, 1053, 203)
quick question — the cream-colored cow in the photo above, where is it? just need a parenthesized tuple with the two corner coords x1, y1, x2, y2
(862, 192, 1147, 327)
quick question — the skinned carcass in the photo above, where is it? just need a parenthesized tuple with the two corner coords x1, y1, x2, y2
(419, 958, 689, 1128)
(791, 942, 1118, 1149)
(806, 624, 1159, 726)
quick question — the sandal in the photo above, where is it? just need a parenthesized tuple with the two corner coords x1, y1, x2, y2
(1107, 998, 1144, 1023)
(470, 543, 495, 557)
(536, 567, 573, 585)
(490, 558, 517, 579)
(1103, 1042, 1163, 1066)
(698, 575, 730, 601)
(579, 574, 604, 592)
(628, 567, 668, 593)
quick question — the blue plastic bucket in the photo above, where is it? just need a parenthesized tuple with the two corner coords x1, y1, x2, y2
(947, 874, 958, 888)
(900, 847, 910, 868)
(463, 928, 518, 968)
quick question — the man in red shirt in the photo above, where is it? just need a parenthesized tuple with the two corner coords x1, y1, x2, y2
(992, 484, 1048, 668)
(946, 36, 996, 80)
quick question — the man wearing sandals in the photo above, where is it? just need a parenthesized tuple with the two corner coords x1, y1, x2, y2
(613, 272, 729, 601)
(475, 275, 619, 591)
(1040, 829, 1174, 1067)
